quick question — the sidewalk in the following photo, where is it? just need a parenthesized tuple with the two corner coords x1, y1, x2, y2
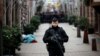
(16, 23, 100, 56)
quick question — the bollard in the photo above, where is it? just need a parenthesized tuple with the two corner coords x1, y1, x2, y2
(77, 25, 81, 37)
(92, 38, 97, 51)
(83, 29, 89, 43)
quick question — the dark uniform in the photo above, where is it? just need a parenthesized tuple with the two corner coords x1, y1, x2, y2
(43, 26, 69, 56)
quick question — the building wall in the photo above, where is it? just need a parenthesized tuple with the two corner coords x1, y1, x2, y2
(60, 0, 66, 13)
(2, 0, 19, 27)
(94, 8, 100, 35)
(80, 0, 95, 26)
(0, 0, 36, 54)
(65, 0, 80, 16)
(31, 0, 36, 17)
(93, 0, 100, 35)
(2, 0, 35, 30)
(20, 0, 37, 30)
(0, 0, 3, 55)
(0, 0, 3, 24)
(80, 0, 100, 35)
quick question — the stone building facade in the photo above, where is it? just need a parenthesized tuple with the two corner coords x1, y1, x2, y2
(2, 0, 36, 29)
(0, 0, 3, 56)
(80, 0, 100, 35)
(91, 0, 100, 35)
(0, 0, 38, 55)
(65, 0, 81, 16)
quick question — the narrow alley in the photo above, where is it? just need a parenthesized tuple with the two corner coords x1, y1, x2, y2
(16, 23, 100, 56)
(1, 0, 100, 56)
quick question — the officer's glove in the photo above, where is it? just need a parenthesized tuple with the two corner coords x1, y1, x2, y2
(50, 36, 57, 43)
(55, 34, 62, 42)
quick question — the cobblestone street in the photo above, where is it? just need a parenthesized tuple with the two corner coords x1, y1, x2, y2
(16, 23, 100, 56)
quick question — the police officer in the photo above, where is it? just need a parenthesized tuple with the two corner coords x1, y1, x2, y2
(43, 18, 69, 56)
